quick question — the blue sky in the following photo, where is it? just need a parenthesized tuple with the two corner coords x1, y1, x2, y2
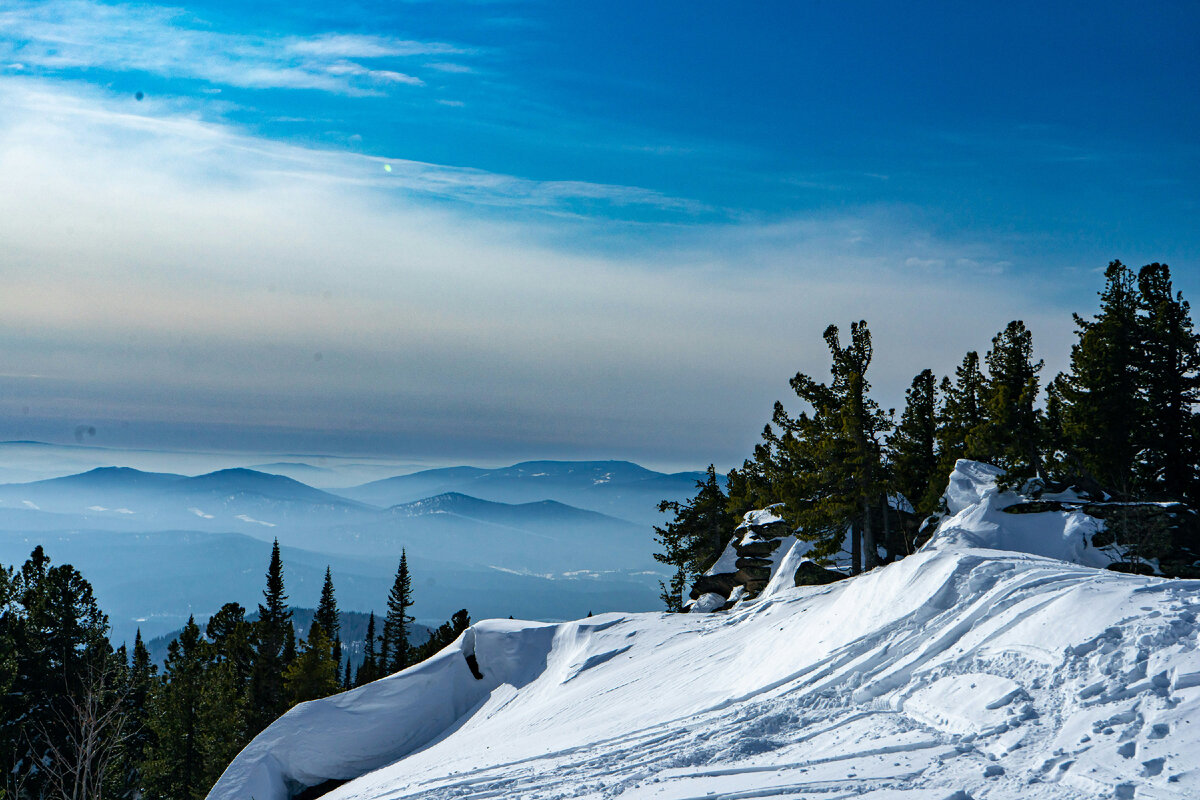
(0, 1, 1197, 469)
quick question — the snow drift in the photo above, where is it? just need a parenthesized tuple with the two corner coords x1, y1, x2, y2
(209, 461, 1200, 800)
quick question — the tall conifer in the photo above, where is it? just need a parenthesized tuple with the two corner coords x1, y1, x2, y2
(314, 567, 342, 684)
(968, 321, 1044, 484)
(1055, 261, 1143, 493)
(1136, 263, 1200, 501)
(889, 369, 939, 516)
(382, 552, 414, 674)
(247, 540, 291, 734)
(356, 611, 379, 686)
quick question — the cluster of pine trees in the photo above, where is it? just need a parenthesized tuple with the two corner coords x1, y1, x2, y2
(0, 542, 471, 800)
(655, 261, 1200, 608)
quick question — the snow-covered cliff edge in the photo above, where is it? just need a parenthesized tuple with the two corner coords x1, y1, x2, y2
(209, 461, 1200, 800)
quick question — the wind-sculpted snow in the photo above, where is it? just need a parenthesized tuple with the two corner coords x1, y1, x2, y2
(208, 462, 1200, 799)
(925, 460, 1117, 569)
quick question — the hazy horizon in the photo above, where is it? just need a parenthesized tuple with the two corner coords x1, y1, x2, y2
(2, 1, 1197, 469)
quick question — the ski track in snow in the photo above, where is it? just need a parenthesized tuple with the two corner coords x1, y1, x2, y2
(209, 463, 1200, 800)
(210, 551, 1200, 800)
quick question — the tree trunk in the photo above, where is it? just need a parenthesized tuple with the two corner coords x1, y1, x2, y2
(851, 519, 862, 575)
(862, 498, 876, 570)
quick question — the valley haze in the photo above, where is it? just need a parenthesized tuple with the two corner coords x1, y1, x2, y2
(0, 441, 705, 645)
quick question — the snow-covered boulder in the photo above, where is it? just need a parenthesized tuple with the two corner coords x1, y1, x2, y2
(687, 505, 826, 610)
(924, 460, 1117, 568)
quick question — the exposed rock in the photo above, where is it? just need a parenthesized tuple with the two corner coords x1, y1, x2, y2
(690, 572, 740, 600)
(734, 539, 781, 559)
(689, 506, 801, 609)
(793, 561, 848, 586)
(734, 556, 773, 574)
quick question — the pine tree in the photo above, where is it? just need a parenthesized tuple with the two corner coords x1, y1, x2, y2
(114, 629, 158, 799)
(283, 624, 340, 705)
(1055, 261, 1143, 493)
(889, 369, 939, 517)
(1136, 263, 1200, 501)
(932, 351, 987, 497)
(143, 616, 239, 800)
(652, 465, 733, 610)
(968, 320, 1044, 484)
(356, 611, 379, 687)
(740, 322, 891, 574)
(824, 322, 893, 570)
(314, 567, 342, 684)
(5, 548, 114, 797)
(247, 540, 291, 735)
(412, 609, 472, 663)
(381, 552, 414, 674)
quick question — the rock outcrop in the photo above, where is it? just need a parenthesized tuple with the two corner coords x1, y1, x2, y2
(689, 506, 846, 611)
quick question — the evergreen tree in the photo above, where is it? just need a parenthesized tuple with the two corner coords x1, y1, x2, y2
(5, 547, 114, 798)
(381, 552, 414, 674)
(412, 609, 472, 663)
(1136, 263, 1200, 501)
(356, 611, 379, 687)
(314, 567, 342, 684)
(932, 351, 987, 496)
(246, 540, 291, 735)
(652, 466, 733, 610)
(824, 322, 892, 570)
(736, 322, 891, 574)
(968, 320, 1044, 484)
(114, 629, 158, 799)
(889, 369, 939, 516)
(206, 602, 254, 695)
(1055, 261, 1143, 493)
(143, 616, 239, 800)
(283, 624, 340, 705)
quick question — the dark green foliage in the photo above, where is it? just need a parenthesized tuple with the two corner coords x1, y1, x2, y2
(412, 609, 472, 663)
(742, 322, 892, 574)
(889, 369, 939, 517)
(1054, 261, 1143, 494)
(652, 465, 734, 611)
(142, 617, 242, 800)
(1136, 263, 1200, 502)
(967, 320, 1044, 485)
(314, 568, 342, 685)
(113, 630, 157, 799)
(247, 539, 291, 735)
(931, 351, 988, 501)
(355, 611, 379, 686)
(381, 551, 413, 674)
(2, 546, 115, 799)
(283, 623, 341, 705)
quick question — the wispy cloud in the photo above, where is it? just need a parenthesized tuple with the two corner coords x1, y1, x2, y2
(0, 78, 699, 215)
(0, 1, 465, 95)
(0, 78, 1080, 466)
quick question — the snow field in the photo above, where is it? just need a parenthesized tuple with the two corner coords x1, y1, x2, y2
(209, 462, 1200, 800)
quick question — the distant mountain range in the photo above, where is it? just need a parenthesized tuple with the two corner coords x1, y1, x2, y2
(335, 459, 709, 526)
(0, 458, 703, 645)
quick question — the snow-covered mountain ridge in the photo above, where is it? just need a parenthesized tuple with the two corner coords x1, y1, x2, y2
(209, 462, 1200, 799)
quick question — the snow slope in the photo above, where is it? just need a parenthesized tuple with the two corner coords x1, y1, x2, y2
(209, 462, 1200, 799)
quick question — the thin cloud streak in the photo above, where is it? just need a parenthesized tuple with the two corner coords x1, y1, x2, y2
(0, 0, 459, 95)
(0, 79, 1079, 466)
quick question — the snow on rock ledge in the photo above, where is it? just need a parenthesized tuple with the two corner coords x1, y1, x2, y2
(924, 459, 1118, 569)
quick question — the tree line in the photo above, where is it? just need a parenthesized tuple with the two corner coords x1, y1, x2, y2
(0, 541, 471, 800)
(655, 261, 1200, 608)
